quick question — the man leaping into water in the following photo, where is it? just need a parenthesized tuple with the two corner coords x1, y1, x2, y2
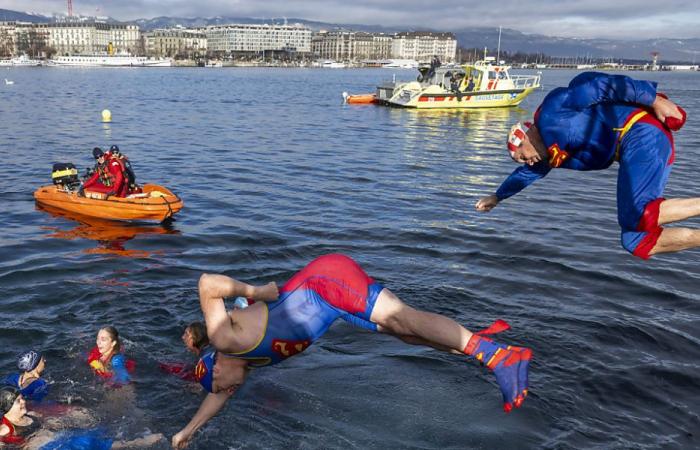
(171, 254, 531, 448)
(476, 72, 700, 259)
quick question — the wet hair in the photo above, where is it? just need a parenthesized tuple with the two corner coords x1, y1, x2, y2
(0, 386, 20, 415)
(187, 322, 209, 351)
(99, 326, 121, 354)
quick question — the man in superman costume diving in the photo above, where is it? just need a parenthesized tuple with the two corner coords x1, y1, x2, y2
(476, 72, 700, 259)
(171, 254, 531, 448)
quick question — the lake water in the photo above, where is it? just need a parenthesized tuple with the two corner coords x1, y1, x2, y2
(1, 66, 699, 449)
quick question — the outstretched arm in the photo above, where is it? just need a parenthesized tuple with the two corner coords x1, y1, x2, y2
(171, 391, 234, 449)
(476, 163, 550, 212)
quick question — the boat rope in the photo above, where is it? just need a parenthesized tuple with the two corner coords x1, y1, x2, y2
(161, 196, 174, 220)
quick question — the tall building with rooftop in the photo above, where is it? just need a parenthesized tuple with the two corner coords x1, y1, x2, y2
(204, 23, 311, 57)
(392, 31, 456, 62)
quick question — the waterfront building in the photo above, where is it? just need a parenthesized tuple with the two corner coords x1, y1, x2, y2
(144, 29, 207, 58)
(0, 21, 50, 58)
(311, 30, 392, 61)
(392, 31, 456, 63)
(47, 22, 141, 56)
(204, 23, 311, 57)
(0, 21, 141, 57)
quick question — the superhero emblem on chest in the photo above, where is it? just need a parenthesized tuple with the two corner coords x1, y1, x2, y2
(547, 143, 569, 168)
(272, 339, 311, 358)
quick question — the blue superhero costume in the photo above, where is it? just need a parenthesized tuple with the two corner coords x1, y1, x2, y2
(195, 254, 532, 412)
(2, 373, 49, 402)
(221, 254, 383, 367)
(39, 429, 112, 450)
(496, 72, 682, 259)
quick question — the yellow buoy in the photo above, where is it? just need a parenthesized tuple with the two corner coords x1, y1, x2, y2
(101, 109, 112, 123)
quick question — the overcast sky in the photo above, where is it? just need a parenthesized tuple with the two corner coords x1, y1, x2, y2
(4, 0, 700, 40)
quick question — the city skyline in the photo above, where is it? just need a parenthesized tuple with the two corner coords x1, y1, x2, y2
(3, 0, 700, 40)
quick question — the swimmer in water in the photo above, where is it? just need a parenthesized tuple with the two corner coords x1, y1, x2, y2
(0, 386, 163, 449)
(172, 253, 532, 449)
(3, 350, 49, 402)
(160, 322, 211, 381)
(182, 322, 209, 357)
(87, 327, 132, 385)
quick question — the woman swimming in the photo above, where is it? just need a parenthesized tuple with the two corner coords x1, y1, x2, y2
(87, 327, 133, 385)
(3, 350, 49, 402)
(0, 386, 162, 449)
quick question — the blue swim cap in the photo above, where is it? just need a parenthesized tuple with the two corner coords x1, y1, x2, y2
(194, 351, 215, 393)
(18, 350, 41, 371)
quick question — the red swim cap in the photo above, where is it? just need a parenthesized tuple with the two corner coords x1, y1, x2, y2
(507, 121, 532, 156)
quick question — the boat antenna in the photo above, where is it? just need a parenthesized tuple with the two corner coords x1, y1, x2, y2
(496, 26, 502, 64)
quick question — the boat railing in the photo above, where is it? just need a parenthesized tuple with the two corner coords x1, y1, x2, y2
(511, 74, 541, 89)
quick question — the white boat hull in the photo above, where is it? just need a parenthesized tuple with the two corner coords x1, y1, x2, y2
(49, 56, 172, 67)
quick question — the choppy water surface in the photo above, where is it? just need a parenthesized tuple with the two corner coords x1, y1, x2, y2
(1, 67, 699, 449)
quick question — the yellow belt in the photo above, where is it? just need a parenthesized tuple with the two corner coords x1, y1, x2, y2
(613, 110, 648, 161)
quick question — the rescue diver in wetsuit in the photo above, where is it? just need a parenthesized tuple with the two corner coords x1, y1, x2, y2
(82, 147, 126, 198)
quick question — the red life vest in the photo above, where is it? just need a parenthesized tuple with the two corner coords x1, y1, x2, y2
(0, 416, 25, 445)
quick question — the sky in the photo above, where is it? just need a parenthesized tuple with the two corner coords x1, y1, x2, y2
(4, 0, 700, 40)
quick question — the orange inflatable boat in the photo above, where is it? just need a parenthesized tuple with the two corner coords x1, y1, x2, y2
(343, 92, 377, 104)
(34, 183, 183, 222)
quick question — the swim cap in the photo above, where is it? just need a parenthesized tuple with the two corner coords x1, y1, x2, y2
(93, 147, 104, 159)
(18, 350, 41, 371)
(0, 386, 20, 415)
(233, 297, 249, 309)
(194, 351, 215, 393)
(507, 122, 532, 157)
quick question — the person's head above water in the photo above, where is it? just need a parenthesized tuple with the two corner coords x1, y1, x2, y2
(0, 387, 23, 417)
(182, 322, 208, 355)
(194, 351, 240, 395)
(96, 326, 121, 357)
(17, 350, 44, 374)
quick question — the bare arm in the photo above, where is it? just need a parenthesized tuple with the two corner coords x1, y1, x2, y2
(198, 274, 279, 349)
(199, 274, 278, 302)
(171, 391, 234, 449)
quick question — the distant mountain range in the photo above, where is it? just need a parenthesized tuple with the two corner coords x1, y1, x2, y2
(2, 8, 699, 63)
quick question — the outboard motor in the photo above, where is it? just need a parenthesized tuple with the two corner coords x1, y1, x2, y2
(51, 163, 81, 190)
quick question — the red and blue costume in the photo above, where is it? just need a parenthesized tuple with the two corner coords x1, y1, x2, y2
(2, 374, 49, 402)
(496, 72, 686, 258)
(217, 254, 383, 368)
(87, 347, 134, 385)
(195, 254, 531, 412)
